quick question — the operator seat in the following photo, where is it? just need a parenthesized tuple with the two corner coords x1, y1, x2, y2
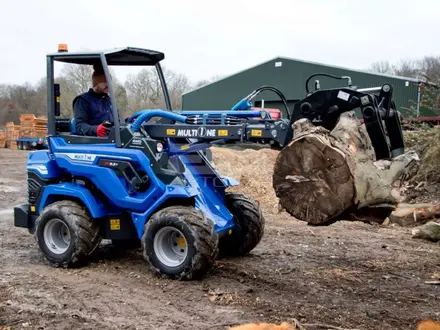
(69, 118, 76, 134)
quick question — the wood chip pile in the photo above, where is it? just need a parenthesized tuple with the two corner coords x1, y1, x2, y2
(211, 146, 280, 213)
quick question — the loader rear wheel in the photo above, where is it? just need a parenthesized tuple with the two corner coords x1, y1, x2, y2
(219, 192, 265, 258)
(142, 205, 219, 280)
(34, 200, 102, 267)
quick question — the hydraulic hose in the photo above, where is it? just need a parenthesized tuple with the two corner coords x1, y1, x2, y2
(245, 85, 292, 120)
(131, 110, 188, 132)
(305, 73, 352, 94)
(126, 110, 148, 123)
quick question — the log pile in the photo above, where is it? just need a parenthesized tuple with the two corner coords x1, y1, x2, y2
(19, 114, 47, 138)
(273, 112, 421, 226)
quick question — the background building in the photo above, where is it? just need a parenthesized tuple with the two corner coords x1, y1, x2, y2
(181, 56, 424, 119)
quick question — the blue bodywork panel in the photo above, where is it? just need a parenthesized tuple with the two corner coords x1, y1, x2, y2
(32, 131, 237, 239)
(27, 149, 63, 179)
(38, 183, 108, 218)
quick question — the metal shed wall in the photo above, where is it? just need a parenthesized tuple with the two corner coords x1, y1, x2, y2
(181, 57, 420, 117)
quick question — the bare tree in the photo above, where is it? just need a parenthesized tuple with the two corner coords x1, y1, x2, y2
(193, 75, 224, 88)
(59, 63, 94, 95)
(371, 56, 440, 116)
(369, 61, 394, 74)
(124, 66, 191, 111)
(125, 69, 155, 110)
(114, 83, 130, 120)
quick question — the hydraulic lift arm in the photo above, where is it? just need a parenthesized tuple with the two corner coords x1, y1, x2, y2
(131, 82, 405, 161)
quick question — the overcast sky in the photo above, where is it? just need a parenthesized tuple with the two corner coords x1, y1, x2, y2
(1, 0, 439, 86)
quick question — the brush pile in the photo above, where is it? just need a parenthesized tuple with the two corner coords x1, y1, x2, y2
(404, 126, 440, 184)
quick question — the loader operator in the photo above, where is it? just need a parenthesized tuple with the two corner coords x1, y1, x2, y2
(73, 67, 114, 137)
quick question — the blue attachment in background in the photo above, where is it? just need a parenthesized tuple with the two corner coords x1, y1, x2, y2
(231, 99, 253, 110)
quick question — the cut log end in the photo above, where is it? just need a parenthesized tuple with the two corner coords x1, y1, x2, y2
(273, 111, 420, 225)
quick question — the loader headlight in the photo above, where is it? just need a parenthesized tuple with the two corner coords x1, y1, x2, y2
(156, 142, 164, 153)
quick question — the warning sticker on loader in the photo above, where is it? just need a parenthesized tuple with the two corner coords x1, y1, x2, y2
(337, 90, 350, 101)
(251, 129, 262, 137)
(166, 129, 176, 135)
(110, 219, 120, 230)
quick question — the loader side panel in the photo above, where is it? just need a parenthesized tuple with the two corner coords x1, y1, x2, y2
(48, 137, 174, 213)
(26, 150, 65, 210)
(26, 150, 63, 179)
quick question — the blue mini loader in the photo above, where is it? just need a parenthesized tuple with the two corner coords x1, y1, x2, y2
(13, 45, 405, 280)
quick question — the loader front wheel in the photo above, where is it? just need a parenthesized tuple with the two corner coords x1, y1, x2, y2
(142, 206, 219, 280)
(34, 200, 102, 267)
(219, 192, 265, 258)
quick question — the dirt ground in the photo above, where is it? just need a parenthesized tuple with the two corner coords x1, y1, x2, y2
(1, 148, 440, 330)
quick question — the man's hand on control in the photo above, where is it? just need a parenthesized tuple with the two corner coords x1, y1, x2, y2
(96, 121, 112, 137)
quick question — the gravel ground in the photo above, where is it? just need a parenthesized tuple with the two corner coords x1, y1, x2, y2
(1, 148, 439, 330)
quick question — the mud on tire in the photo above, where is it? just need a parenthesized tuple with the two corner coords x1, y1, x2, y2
(34, 200, 102, 267)
(142, 205, 219, 280)
(219, 192, 265, 258)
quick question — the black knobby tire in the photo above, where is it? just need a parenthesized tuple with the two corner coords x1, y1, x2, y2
(34, 200, 102, 267)
(142, 205, 219, 280)
(219, 192, 265, 257)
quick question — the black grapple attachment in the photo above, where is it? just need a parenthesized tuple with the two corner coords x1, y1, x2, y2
(286, 80, 404, 160)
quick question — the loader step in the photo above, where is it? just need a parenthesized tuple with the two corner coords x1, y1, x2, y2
(14, 203, 37, 232)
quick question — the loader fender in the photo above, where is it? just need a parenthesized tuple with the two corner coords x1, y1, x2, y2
(37, 182, 107, 218)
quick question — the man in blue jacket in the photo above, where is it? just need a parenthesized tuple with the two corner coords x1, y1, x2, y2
(73, 67, 114, 137)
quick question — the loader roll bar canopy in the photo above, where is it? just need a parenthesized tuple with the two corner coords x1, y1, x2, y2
(47, 47, 165, 66)
(46, 46, 171, 148)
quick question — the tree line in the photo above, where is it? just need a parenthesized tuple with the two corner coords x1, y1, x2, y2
(0, 63, 220, 128)
(369, 55, 440, 115)
(1, 54, 439, 128)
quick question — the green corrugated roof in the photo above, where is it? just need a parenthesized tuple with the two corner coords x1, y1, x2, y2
(182, 56, 422, 116)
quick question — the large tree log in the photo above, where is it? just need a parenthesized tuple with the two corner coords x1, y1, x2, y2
(273, 111, 420, 225)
